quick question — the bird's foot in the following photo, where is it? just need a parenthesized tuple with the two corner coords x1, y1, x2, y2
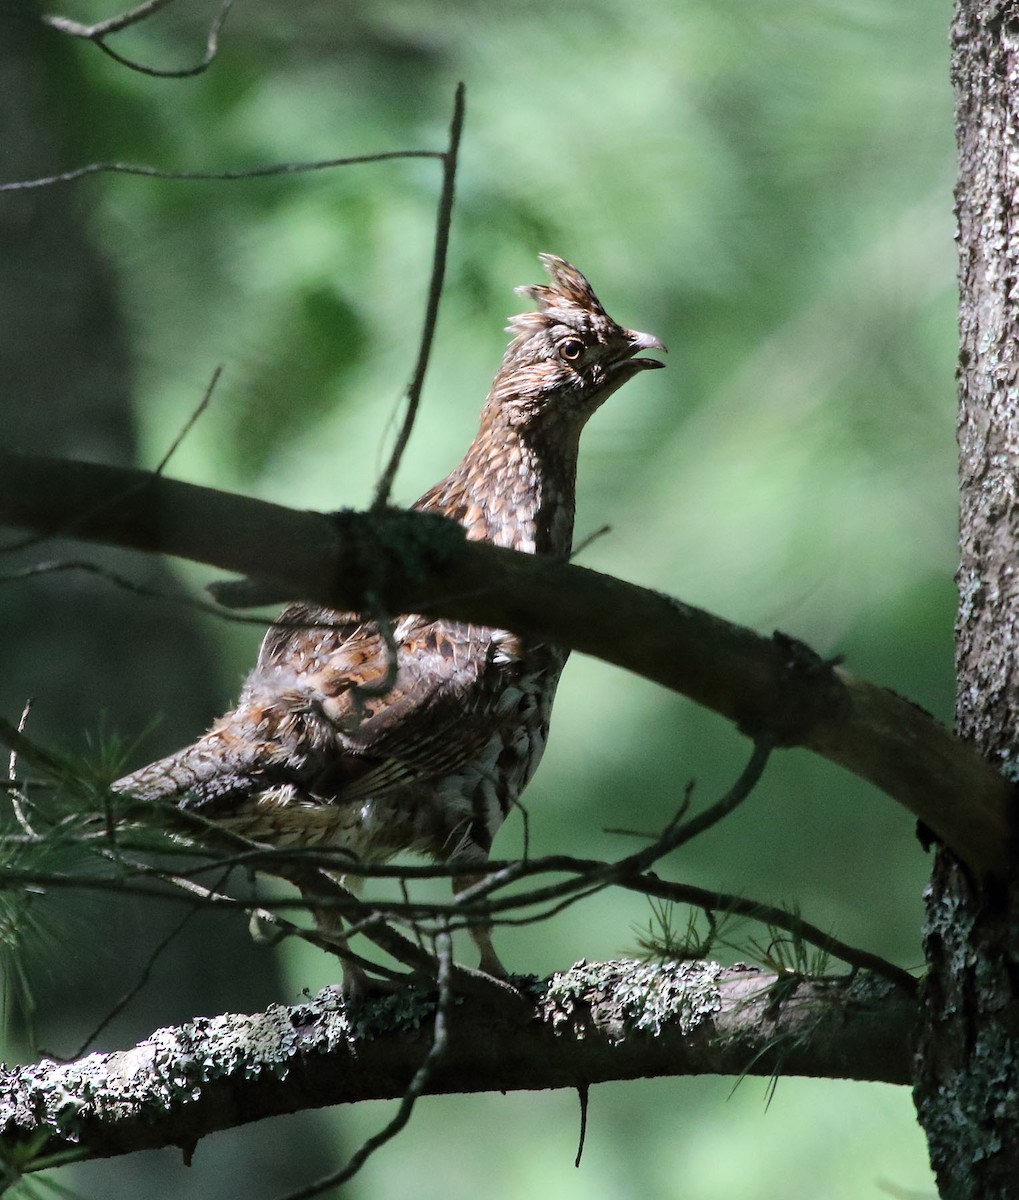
(248, 908, 288, 946)
(340, 960, 407, 1005)
(450, 963, 535, 1023)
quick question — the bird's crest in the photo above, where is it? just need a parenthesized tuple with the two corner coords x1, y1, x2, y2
(507, 254, 612, 342)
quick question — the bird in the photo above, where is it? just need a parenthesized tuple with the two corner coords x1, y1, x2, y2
(113, 254, 665, 995)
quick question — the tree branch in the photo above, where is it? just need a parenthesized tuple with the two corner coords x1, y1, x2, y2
(0, 962, 913, 1174)
(43, 0, 178, 38)
(43, 0, 235, 80)
(0, 450, 1010, 877)
(372, 82, 465, 509)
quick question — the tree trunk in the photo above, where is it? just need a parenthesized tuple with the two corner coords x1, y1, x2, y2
(915, 3, 1019, 1195)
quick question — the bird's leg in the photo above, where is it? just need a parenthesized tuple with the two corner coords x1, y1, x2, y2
(453, 872, 509, 979)
(247, 885, 374, 998)
(294, 874, 397, 1001)
(298, 879, 360, 999)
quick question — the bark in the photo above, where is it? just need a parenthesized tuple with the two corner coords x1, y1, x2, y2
(0, 450, 1011, 878)
(915, 3, 1019, 1196)
(0, 962, 913, 1171)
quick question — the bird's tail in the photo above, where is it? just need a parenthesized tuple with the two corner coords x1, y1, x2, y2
(111, 725, 266, 806)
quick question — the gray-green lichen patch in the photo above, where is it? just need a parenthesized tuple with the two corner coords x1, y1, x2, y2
(542, 959, 723, 1040)
(0, 978, 465, 1151)
(0, 984, 411, 1145)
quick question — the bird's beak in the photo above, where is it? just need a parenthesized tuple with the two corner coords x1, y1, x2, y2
(619, 328, 667, 372)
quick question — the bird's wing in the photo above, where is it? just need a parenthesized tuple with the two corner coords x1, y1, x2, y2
(245, 604, 517, 801)
(256, 601, 368, 672)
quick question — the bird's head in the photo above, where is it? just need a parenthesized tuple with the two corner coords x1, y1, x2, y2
(486, 254, 665, 431)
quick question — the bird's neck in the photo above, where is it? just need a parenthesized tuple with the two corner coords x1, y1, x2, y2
(415, 411, 580, 558)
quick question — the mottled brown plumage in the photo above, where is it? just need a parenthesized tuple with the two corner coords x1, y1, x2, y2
(114, 255, 664, 990)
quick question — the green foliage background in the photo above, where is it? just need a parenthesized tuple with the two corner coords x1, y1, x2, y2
(1, 0, 954, 1195)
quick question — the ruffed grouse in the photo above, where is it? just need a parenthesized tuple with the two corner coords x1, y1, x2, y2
(114, 255, 665, 992)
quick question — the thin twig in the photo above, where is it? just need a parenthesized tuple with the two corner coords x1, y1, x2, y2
(574, 1085, 589, 1168)
(0, 129, 448, 574)
(279, 927, 454, 1200)
(345, 598, 401, 726)
(0, 559, 391, 636)
(288, 875, 444, 984)
(93, 0, 233, 79)
(0, 851, 913, 993)
(44, 0, 177, 38)
(372, 82, 466, 509)
(98, 789, 448, 992)
(656, 751, 770, 851)
(0, 717, 68, 779)
(510, 793, 531, 861)
(0, 720, 911, 991)
(7, 699, 37, 838)
(86, 792, 424, 986)
(446, 745, 771, 918)
(89, 847, 408, 981)
(45, 0, 234, 80)
(615, 876, 918, 994)
(462, 883, 610, 935)
(571, 524, 612, 559)
(162, 871, 409, 984)
(0, 560, 268, 627)
(0, 150, 442, 194)
(154, 366, 223, 475)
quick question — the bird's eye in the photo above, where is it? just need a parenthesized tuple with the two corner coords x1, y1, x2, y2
(558, 338, 585, 363)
